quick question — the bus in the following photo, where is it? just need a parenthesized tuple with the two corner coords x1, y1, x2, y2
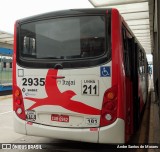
(0, 48, 13, 92)
(13, 9, 148, 143)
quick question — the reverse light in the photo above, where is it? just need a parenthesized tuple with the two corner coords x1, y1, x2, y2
(105, 113, 112, 121)
(16, 108, 22, 114)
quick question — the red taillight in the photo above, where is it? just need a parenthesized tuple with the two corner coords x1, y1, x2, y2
(13, 23, 25, 120)
(105, 101, 115, 110)
(100, 85, 118, 126)
(15, 99, 21, 105)
(13, 86, 26, 120)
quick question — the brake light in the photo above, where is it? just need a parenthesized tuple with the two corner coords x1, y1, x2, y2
(13, 86, 26, 120)
(15, 99, 21, 105)
(100, 85, 118, 126)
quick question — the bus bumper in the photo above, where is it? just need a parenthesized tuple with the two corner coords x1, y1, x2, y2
(14, 112, 124, 143)
(99, 118, 125, 143)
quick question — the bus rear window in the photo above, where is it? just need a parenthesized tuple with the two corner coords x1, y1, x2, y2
(20, 16, 106, 60)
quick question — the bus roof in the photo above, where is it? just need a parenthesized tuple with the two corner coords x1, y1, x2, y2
(16, 8, 112, 23)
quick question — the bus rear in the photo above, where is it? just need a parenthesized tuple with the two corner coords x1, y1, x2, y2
(13, 9, 124, 143)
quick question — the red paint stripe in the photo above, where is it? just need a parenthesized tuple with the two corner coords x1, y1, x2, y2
(111, 9, 125, 120)
(25, 69, 100, 115)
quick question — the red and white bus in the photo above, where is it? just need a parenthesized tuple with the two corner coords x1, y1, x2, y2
(13, 9, 148, 143)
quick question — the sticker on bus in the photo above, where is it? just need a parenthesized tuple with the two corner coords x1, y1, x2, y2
(81, 80, 99, 96)
(100, 66, 111, 77)
(85, 118, 98, 125)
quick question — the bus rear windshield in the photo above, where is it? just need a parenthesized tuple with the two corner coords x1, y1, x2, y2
(19, 16, 106, 60)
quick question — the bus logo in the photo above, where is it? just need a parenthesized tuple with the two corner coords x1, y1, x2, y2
(100, 66, 111, 77)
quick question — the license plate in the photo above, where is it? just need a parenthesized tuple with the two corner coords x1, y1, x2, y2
(51, 114, 69, 123)
(26, 110, 36, 121)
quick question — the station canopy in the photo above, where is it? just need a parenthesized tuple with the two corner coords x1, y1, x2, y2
(0, 30, 13, 45)
(89, 0, 153, 54)
(0, 0, 153, 54)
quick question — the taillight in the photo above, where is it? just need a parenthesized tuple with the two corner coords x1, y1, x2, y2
(15, 99, 21, 105)
(100, 85, 118, 126)
(13, 86, 26, 120)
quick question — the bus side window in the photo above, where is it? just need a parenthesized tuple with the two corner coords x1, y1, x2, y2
(122, 28, 130, 78)
(138, 50, 143, 75)
(142, 52, 145, 74)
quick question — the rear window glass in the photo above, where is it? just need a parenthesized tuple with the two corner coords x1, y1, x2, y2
(20, 16, 106, 60)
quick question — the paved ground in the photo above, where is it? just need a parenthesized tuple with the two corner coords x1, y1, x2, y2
(0, 79, 159, 152)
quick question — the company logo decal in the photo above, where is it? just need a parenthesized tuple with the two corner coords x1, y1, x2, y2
(25, 70, 100, 115)
(100, 66, 111, 77)
(57, 80, 75, 86)
(25, 92, 36, 96)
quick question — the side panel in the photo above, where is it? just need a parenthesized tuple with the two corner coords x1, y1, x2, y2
(138, 52, 148, 112)
(110, 9, 125, 143)
(13, 22, 17, 109)
(111, 9, 125, 120)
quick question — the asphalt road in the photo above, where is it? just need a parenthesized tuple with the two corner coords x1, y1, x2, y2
(0, 94, 153, 152)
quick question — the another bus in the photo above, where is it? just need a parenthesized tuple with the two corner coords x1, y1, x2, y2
(0, 48, 13, 92)
(13, 9, 148, 143)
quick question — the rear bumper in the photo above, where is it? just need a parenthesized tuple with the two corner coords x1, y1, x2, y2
(14, 112, 125, 143)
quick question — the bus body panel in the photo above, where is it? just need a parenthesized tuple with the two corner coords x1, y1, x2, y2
(13, 112, 26, 135)
(14, 112, 124, 143)
(16, 62, 111, 128)
(99, 118, 125, 143)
